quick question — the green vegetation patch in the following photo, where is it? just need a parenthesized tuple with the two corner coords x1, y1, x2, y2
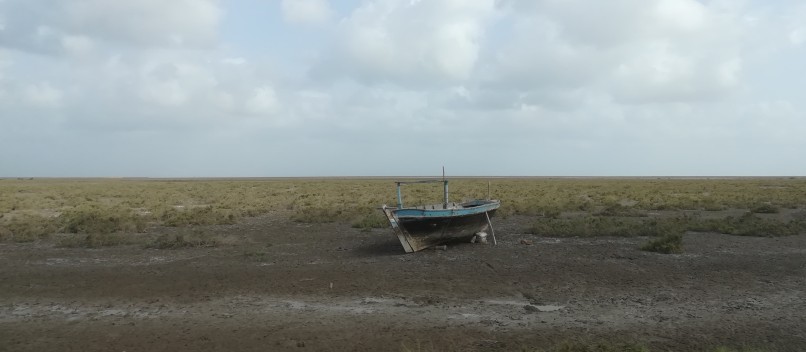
(712, 347, 770, 352)
(595, 204, 648, 217)
(2, 177, 805, 245)
(351, 211, 389, 229)
(640, 233, 684, 254)
(526, 217, 684, 238)
(242, 249, 271, 262)
(145, 233, 221, 249)
(61, 206, 147, 234)
(546, 341, 650, 352)
(0, 214, 59, 242)
(688, 213, 806, 237)
(57, 233, 128, 248)
(533, 341, 766, 352)
(750, 203, 779, 214)
(291, 207, 345, 223)
(527, 213, 806, 239)
(160, 206, 236, 227)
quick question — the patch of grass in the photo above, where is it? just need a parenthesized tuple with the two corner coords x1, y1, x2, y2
(750, 203, 779, 214)
(534, 341, 650, 352)
(61, 206, 146, 234)
(712, 346, 769, 352)
(526, 217, 684, 238)
(528, 212, 806, 239)
(145, 232, 221, 249)
(351, 211, 388, 229)
(291, 207, 344, 223)
(160, 206, 236, 227)
(243, 249, 270, 262)
(688, 213, 806, 237)
(57, 233, 127, 248)
(2, 177, 805, 238)
(400, 339, 441, 352)
(596, 204, 648, 217)
(0, 214, 58, 242)
(640, 233, 684, 254)
(541, 207, 563, 219)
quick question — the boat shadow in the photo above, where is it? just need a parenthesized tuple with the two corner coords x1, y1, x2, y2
(352, 236, 482, 257)
(352, 238, 405, 257)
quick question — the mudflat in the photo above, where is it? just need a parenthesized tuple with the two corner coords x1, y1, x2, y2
(1, 213, 805, 351)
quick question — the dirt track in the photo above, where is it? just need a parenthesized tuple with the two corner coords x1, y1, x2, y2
(1, 214, 805, 351)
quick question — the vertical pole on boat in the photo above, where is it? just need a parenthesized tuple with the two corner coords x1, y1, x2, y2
(396, 182, 403, 208)
(442, 166, 449, 208)
(443, 181, 449, 208)
(485, 211, 497, 245)
(487, 181, 491, 200)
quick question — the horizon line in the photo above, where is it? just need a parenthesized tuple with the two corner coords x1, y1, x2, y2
(2, 176, 804, 180)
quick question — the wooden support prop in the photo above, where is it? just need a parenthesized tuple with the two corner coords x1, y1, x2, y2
(485, 211, 497, 245)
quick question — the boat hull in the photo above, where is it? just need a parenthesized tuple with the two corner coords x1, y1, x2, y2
(382, 200, 500, 253)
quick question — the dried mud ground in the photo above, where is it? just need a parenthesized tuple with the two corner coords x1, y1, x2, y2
(1, 214, 805, 352)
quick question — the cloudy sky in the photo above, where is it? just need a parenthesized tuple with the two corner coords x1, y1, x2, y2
(0, 0, 804, 177)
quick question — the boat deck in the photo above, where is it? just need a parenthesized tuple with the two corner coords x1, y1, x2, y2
(411, 203, 460, 210)
(405, 200, 493, 211)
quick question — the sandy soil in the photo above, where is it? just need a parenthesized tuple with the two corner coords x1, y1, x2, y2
(1, 214, 805, 351)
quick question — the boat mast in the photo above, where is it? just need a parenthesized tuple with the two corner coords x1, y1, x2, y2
(396, 182, 403, 208)
(442, 166, 449, 208)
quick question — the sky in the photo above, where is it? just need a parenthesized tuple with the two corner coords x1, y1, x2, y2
(0, 0, 804, 177)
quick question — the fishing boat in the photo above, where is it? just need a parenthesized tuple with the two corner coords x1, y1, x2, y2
(381, 178, 500, 253)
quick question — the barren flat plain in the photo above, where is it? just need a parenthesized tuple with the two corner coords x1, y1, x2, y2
(1, 178, 805, 351)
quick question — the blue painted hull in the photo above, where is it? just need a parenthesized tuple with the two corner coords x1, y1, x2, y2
(382, 199, 500, 253)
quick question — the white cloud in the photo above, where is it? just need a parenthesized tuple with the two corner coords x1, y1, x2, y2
(136, 60, 221, 107)
(485, 16, 604, 90)
(745, 101, 801, 142)
(508, 0, 648, 47)
(611, 42, 741, 103)
(64, 0, 221, 47)
(488, 0, 745, 105)
(61, 34, 94, 56)
(281, 0, 333, 25)
(22, 82, 63, 108)
(2, 1, 806, 176)
(0, 50, 10, 103)
(718, 58, 742, 87)
(0, 48, 10, 72)
(222, 57, 246, 65)
(0, 0, 222, 53)
(654, 0, 707, 33)
(210, 91, 234, 110)
(245, 86, 279, 115)
(317, 0, 497, 83)
(790, 28, 805, 46)
(139, 79, 188, 106)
